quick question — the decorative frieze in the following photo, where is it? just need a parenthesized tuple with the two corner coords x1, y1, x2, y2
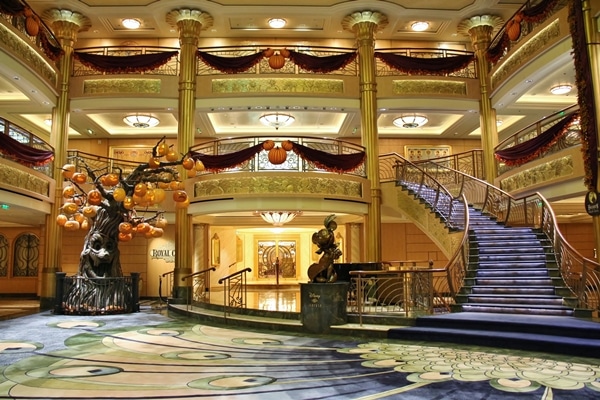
(212, 78, 344, 94)
(83, 79, 161, 94)
(500, 155, 573, 192)
(393, 79, 467, 96)
(0, 163, 50, 197)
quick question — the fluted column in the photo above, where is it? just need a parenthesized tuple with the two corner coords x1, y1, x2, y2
(166, 9, 213, 302)
(580, 0, 600, 262)
(458, 15, 504, 184)
(39, 10, 91, 309)
(342, 11, 388, 262)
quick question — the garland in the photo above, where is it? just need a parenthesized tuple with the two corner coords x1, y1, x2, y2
(568, 0, 598, 190)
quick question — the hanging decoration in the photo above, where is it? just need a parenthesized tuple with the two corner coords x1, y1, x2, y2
(74, 51, 179, 74)
(494, 112, 579, 166)
(568, 0, 598, 190)
(0, 133, 54, 167)
(189, 140, 365, 173)
(374, 52, 474, 75)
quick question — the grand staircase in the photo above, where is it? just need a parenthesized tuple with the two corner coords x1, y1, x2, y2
(459, 208, 578, 316)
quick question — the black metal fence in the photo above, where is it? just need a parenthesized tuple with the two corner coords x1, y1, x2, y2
(54, 272, 140, 315)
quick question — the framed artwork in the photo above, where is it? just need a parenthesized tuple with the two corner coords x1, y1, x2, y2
(110, 146, 154, 162)
(404, 145, 451, 162)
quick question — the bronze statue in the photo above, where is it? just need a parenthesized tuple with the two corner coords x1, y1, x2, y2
(307, 214, 342, 283)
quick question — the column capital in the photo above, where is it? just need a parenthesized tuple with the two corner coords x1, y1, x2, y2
(457, 15, 503, 49)
(166, 8, 213, 38)
(41, 9, 91, 43)
(342, 10, 388, 36)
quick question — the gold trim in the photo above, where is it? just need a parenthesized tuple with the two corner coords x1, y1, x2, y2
(212, 78, 344, 94)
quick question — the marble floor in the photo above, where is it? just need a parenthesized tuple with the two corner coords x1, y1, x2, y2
(0, 298, 599, 399)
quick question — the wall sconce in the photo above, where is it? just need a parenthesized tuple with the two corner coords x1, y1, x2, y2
(211, 233, 220, 266)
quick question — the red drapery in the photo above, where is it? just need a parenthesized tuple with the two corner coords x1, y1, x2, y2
(373, 52, 474, 75)
(189, 141, 365, 173)
(287, 50, 357, 73)
(0, 133, 54, 167)
(494, 112, 579, 166)
(197, 51, 264, 74)
(73, 51, 179, 74)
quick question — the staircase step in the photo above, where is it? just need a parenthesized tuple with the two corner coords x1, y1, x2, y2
(473, 278, 554, 285)
(465, 295, 564, 305)
(460, 303, 574, 316)
(474, 270, 551, 278)
(471, 286, 556, 295)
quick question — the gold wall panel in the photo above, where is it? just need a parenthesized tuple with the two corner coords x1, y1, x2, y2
(212, 78, 344, 94)
(0, 163, 50, 197)
(492, 19, 561, 89)
(393, 79, 467, 96)
(0, 24, 57, 86)
(194, 176, 362, 198)
(500, 156, 573, 192)
(83, 79, 161, 94)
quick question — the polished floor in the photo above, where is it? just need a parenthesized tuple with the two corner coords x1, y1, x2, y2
(0, 297, 600, 399)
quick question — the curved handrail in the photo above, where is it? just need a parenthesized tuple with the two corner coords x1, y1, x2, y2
(218, 268, 252, 285)
(158, 271, 174, 304)
(181, 267, 216, 282)
(395, 154, 600, 310)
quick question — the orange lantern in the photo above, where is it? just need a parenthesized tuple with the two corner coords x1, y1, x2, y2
(72, 172, 87, 184)
(119, 222, 133, 234)
(268, 147, 287, 165)
(87, 189, 103, 205)
(104, 173, 119, 186)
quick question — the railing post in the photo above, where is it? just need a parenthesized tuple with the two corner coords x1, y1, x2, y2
(130, 272, 140, 312)
(54, 272, 66, 315)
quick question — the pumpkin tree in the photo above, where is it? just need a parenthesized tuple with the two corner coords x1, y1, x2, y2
(58, 137, 203, 278)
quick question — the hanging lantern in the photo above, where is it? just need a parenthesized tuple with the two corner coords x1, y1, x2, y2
(268, 146, 287, 165)
(268, 53, 286, 69)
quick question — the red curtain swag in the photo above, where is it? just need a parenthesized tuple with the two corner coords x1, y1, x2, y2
(0, 133, 54, 167)
(374, 52, 474, 75)
(73, 51, 179, 74)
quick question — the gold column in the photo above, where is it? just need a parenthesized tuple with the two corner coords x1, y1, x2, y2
(39, 10, 91, 309)
(342, 11, 388, 262)
(458, 15, 504, 184)
(166, 9, 213, 302)
(581, 0, 600, 262)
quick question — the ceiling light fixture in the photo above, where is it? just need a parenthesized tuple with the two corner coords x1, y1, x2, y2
(123, 114, 160, 128)
(411, 21, 430, 32)
(122, 18, 141, 30)
(550, 84, 572, 95)
(258, 211, 302, 226)
(268, 18, 287, 29)
(259, 113, 295, 130)
(393, 114, 429, 128)
(43, 118, 52, 126)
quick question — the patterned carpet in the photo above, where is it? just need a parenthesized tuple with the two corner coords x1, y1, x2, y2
(1, 304, 599, 399)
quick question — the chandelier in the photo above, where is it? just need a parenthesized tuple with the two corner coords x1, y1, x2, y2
(258, 211, 302, 226)
(123, 114, 160, 128)
(550, 84, 572, 95)
(259, 113, 295, 130)
(393, 114, 428, 128)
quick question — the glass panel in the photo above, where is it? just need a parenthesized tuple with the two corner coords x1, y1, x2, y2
(257, 239, 297, 279)
(8, 125, 31, 144)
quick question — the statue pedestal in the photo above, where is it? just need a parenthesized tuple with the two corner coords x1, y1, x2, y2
(300, 282, 349, 333)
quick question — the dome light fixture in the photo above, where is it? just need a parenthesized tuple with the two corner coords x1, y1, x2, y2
(122, 18, 141, 30)
(411, 21, 430, 32)
(123, 114, 160, 128)
(259, 113, 295, 130)
(393, 114, 428, 128)
(268, 18, 287, 29)
(257, 211, 302, 226)
(550, 84, 572, 95)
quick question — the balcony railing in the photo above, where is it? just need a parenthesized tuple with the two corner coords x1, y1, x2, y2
(218, 268, 252, 319)
(182, 267, 216, 311)
(0, 117, 54, 178)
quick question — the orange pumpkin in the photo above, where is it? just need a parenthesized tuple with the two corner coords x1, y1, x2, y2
(61, 164, 76, 179)
(182, 156, 195, 170)
(169, 180, 183, 190)
(173, 190, 188, 203)
(280, 48, 290, 58)
(62, 185, 76, 198)
(507, 19, 521, 41)
(64, 220, 80, 231)
(82, 206, 97, 218)
(166, 149, 179, 162)
(263, 48, 275, 57)
(134, 183, 147, 197)
(119, 222, 133, 234)
(268, 53, 286, 69)
(62, 202, 79, 215)
(23, 7, 33, 17)
(282, 140, 294, 151)
(175, 197, 190, 209)
(72, 172, 87, 184)
(87, 189, 103, 205)
(155, 217, 168, 228)
(263, 140, 275, 150)
(118, 232, 133, 242)
(56, 214, 68, 226)
(268, 146, 287, 164)
(157, 142, 169, 156)
(148, 156, 161, 169)
(104, 173, 119, 186)
(136, 222, 151, 233)
(153, 188, 166, 203)
(81, 219, 90, 230)
(195, 159, 205, 171)
(123, 196, 135, 210)
(25, 16, 39, 36)
(113, 187, 126, 202)
(151, 227, 164, 238)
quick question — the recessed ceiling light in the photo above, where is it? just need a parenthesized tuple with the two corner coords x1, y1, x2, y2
(268, 18, 286, 29)
(123, 114, 159, 128)
(411, 21, 429, 32)
(43, 118, 52, 126)
(393, 114, 428, 128)
(550, 84, 572, 95)
(122, 18, 141, 30)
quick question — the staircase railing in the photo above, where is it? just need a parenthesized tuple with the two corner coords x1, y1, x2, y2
(182, 267, 216, 311)
(397, 156, 600, 312)
(158, 270, 174, 306)
(218, 268, 252, 318)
